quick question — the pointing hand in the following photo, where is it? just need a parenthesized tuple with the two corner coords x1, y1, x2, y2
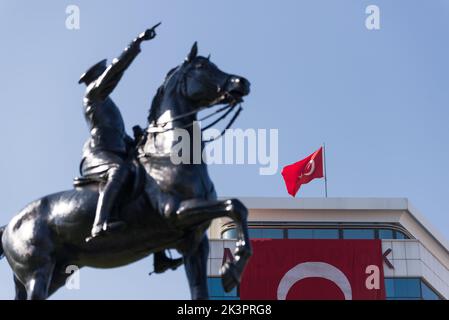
(138, 22, 161, 42)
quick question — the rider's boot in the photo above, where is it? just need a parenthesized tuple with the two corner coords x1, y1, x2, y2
(86, 166, 129, 242)
(152, 251, 183, 274)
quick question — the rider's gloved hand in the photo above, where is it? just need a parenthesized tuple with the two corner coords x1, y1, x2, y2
(137, 22, 161, 42)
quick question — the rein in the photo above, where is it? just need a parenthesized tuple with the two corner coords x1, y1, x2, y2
(146, 101, 243, 143)
(139, 60, 245, 159)
(202, 103, 243, 143)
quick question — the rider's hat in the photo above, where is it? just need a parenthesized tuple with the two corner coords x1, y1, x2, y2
(78, 59, 108, 85)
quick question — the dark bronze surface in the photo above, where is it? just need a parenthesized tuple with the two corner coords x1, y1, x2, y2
(0, 24, 251, 300)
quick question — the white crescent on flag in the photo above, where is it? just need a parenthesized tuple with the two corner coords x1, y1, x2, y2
(277, 262, 353, 300)
(299, 159, 315, 179)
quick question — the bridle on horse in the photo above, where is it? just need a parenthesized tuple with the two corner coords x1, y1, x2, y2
(144, 62, 244, 145)
(138, 102, 242, 159)
(146, 101, 243, 143)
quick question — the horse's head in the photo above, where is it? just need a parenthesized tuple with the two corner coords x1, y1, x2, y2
(144, 42, 251, 156)
(150, 42, 250, 123)
(178, 42, 250, 108)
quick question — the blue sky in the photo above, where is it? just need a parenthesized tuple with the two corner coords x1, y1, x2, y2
(0, 0, 449, 299)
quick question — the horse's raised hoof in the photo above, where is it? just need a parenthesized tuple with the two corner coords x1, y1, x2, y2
(224, 199, 248, 220)
(220, 262, 240, 293)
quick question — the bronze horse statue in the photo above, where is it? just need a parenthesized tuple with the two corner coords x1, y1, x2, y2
(0, 39, 251, 300)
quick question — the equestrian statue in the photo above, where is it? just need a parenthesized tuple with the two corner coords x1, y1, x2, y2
(0, 23, 252, 300)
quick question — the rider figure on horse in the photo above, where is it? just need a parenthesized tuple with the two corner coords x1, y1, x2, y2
(78, 27, 158, 240)
(78, 23, 182, 272)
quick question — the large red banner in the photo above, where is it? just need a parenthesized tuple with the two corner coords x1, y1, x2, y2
(240, 239, 385, 300)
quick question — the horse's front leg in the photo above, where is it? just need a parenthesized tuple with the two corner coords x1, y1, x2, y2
(175, 198, 252, 295)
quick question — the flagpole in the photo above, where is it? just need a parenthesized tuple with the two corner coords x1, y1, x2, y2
(323, 143, 328, 198)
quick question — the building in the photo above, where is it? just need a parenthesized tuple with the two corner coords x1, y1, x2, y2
(206, 198, 449, 300)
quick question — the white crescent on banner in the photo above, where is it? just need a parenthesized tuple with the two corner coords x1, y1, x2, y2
(277, 262, 353, 300)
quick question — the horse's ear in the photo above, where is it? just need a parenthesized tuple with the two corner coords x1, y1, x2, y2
(185, 41, 198, 62)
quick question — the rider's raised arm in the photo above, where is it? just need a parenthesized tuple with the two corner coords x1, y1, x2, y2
(86, 24, 160, 102)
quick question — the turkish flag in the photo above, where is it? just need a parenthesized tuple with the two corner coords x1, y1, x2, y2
(281, 147, 324, 197)
(240, 239, 386, 300)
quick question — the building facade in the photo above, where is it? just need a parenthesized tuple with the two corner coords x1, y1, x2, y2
(207, 198, 449, 300)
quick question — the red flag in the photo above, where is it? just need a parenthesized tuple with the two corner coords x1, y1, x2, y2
(281, 147, 324, 197)
(240, 239, 386, 300)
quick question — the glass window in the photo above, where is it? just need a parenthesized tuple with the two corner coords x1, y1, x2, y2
(343, 229, 375, 239)
(395, 231, 407, 239)
(394, 278, 421, 298)
(249, 228, 283, 239)
(378, 229, 394, 239)
(386, 278, 442, 300)
(248, 228, 261, 238)
(388, 297, 421, 300)
(385, 278, 395, 298)
(313, 229, 339, 239)
(421, 281, 440, 300)
(385, 278, 421, 299)
(288, 229, 313, 239)
(207, 277, 237, 297)
(210, 296, 240, 300)
(208, 277, 224, 297)
(222, 228, 237, 240)
(288, 229, 338, 239)
(288, 229, 339, 239)
(262, 229, 284, 239)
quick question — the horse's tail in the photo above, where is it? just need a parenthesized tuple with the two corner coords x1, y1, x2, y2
(0, 225, 5, 259)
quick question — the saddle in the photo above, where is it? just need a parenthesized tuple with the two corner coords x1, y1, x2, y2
(73, 160, 147, 203)
(73, 172, 108, 188)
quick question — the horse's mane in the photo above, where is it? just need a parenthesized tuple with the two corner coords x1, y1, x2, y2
(147, 85, 164, 123)
(147, 66, 180, 123)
